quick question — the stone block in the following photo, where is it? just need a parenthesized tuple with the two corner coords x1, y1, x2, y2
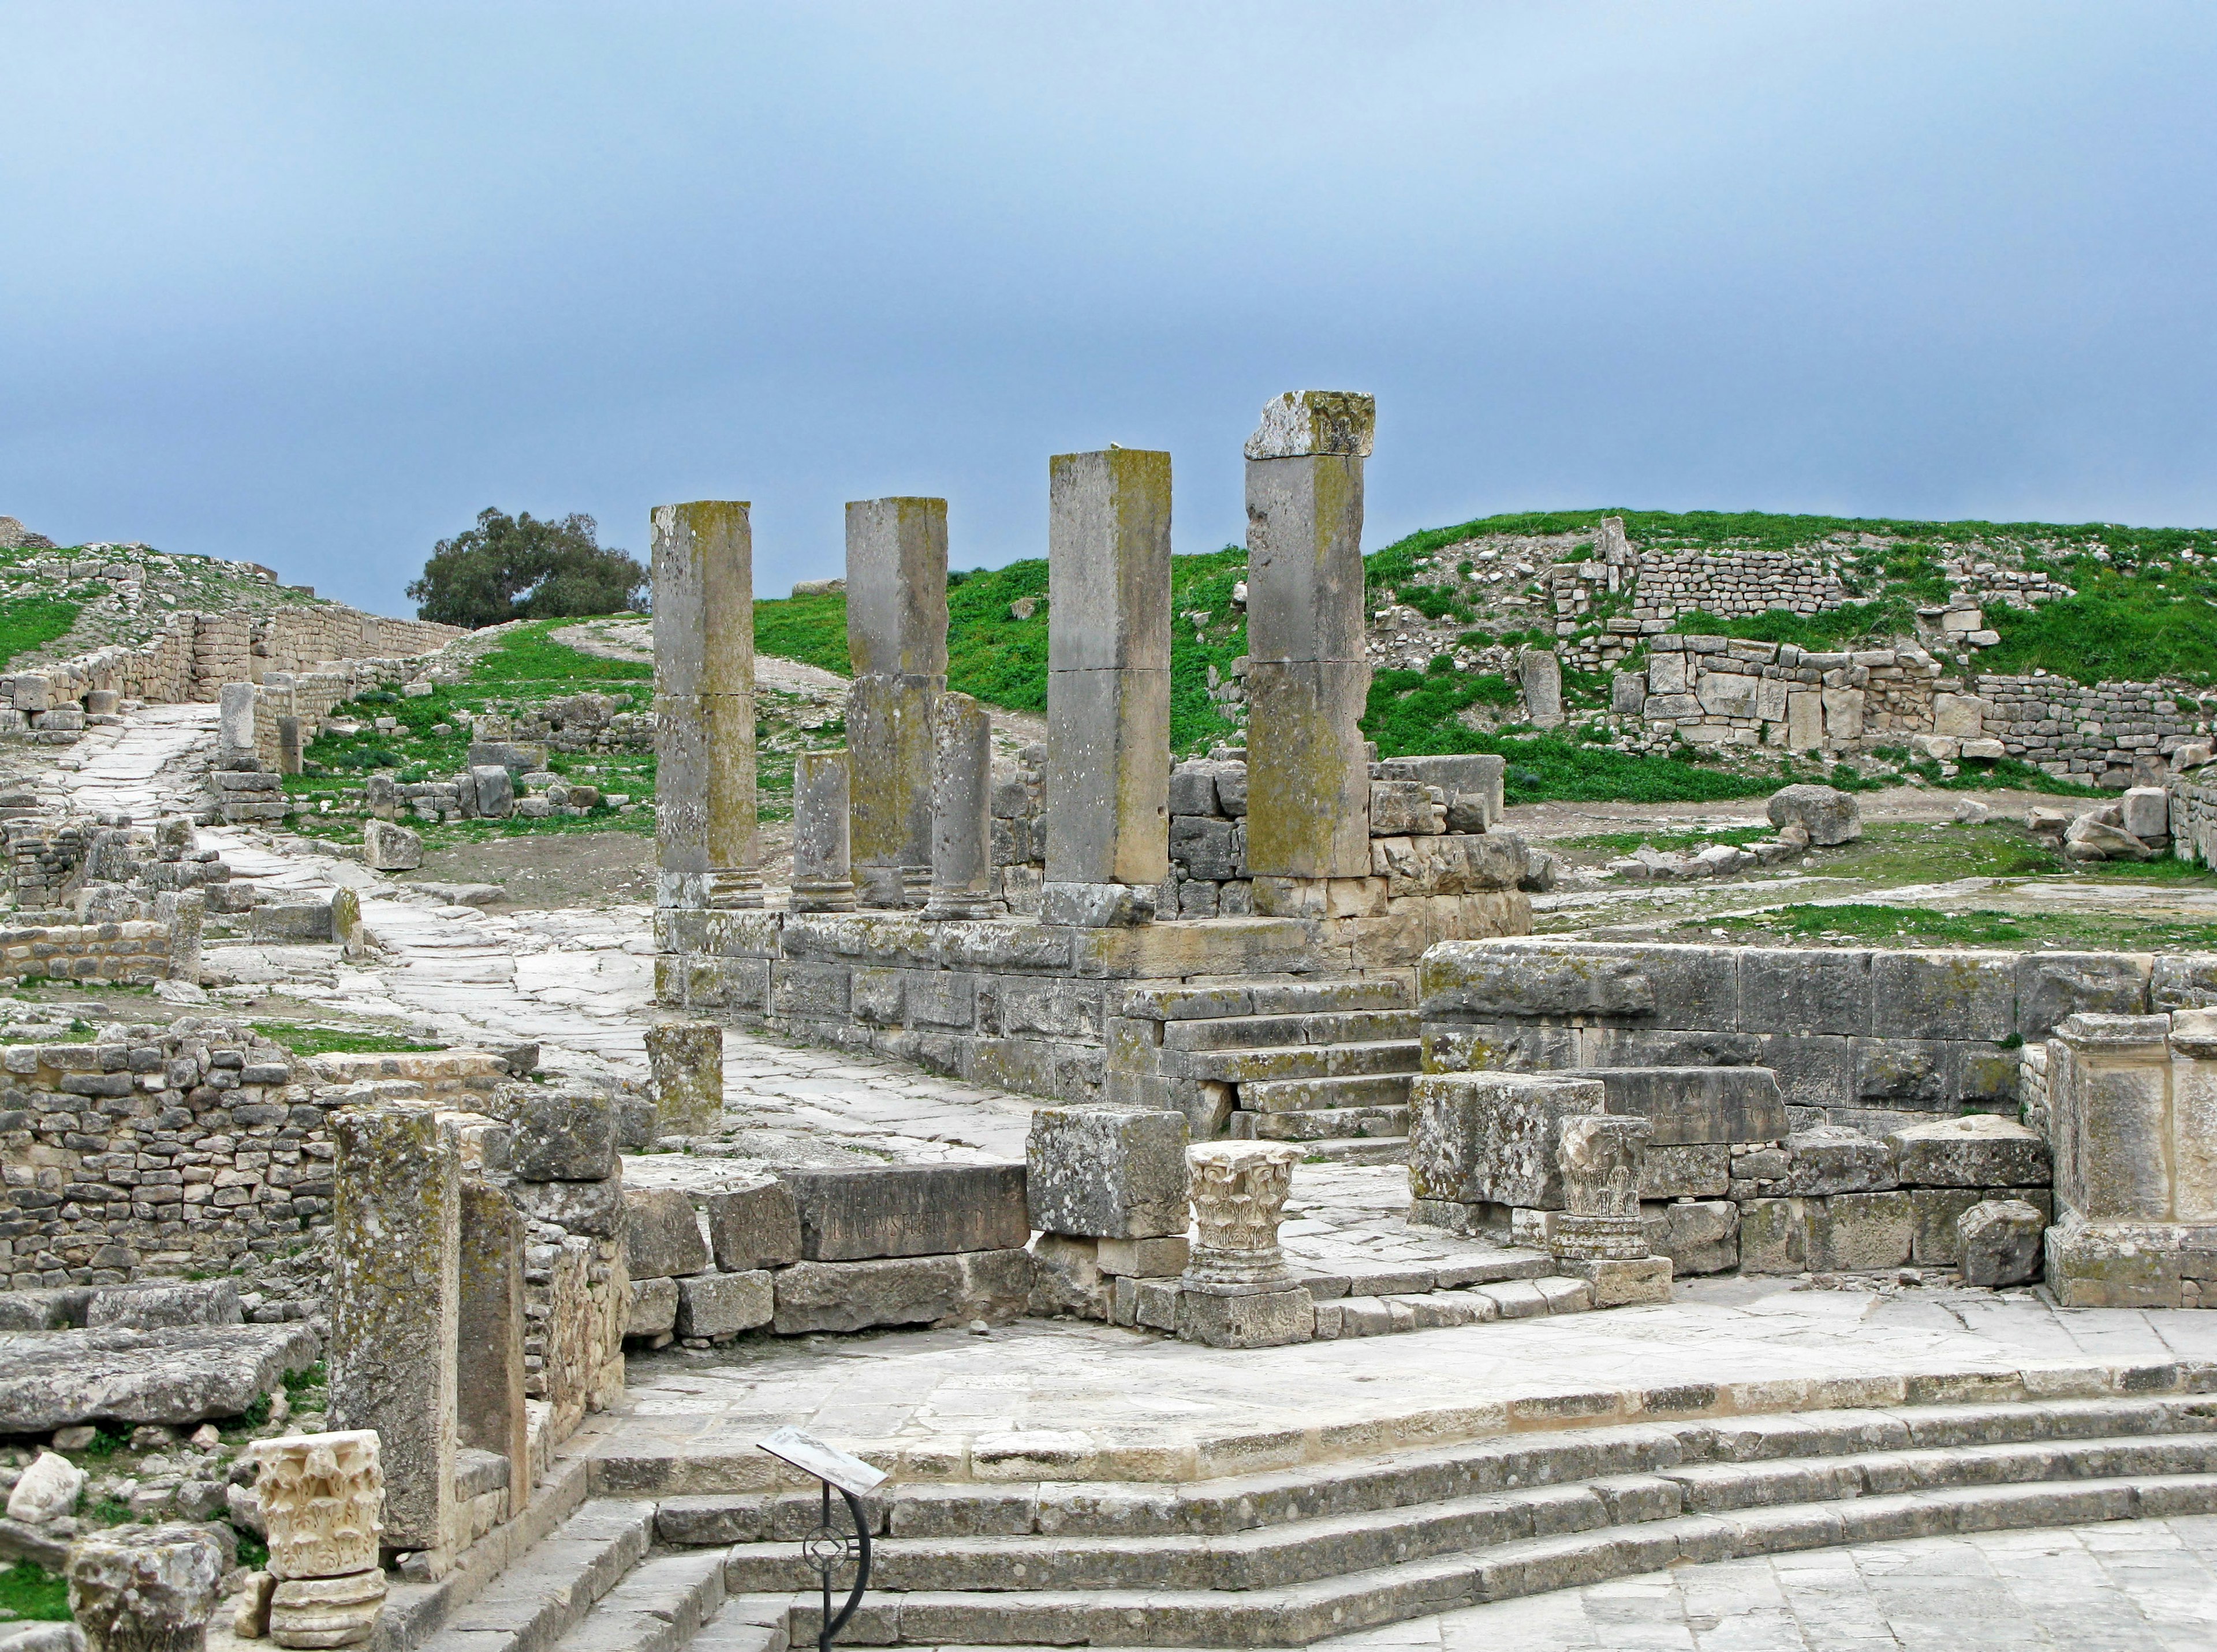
(782, 1164, 1031, 1260)
(1931, 692, 1985, 737)
(704, 1179, 803, 1272)
(1959, 1199, 2046, 1286)
(845, 497, 949, 678)
(1785, 691, 1823, 752)
(1737, 948, 1872, 1037)
(1242, 388, 1375, 459)
(1781, 1126, 1898, 1194)
(1640, 1199, 1738, 1274)
(1852, 1036, 1951, 1108)
(1808, 1191, 1914, 1270)
(513, 1092, 617, 1182)
(1368, 780, 1435, 835)
(1047, 447, 1171, 672)
(513, 1176, 625, 1238)
(85, 1279, 241, 1330)
(1027, 1234, 1107, 1319)
(1407, 1071, 1605, 1209)
(2051, 1013, 2175, 1221)
(466, 741, 547, 776)
(1887, 1113, 2048, 1188)
(1047, 664, 1170, 889)
(1871, 951, 2016, 1040)
(68, 1526, 225, 1652)
(1578, 1066, 1787, 1145)
(469, 766, 514, 818)
(1737, 1198, 1806, 1273)
(2123, 786, 2171, 840)
(2015, 951, 2151, 1040)
(770, 1250, 1032, 1334)
(1640, 1143, 1729, 1199)
(1647, 653, 1688, 695)
(628, 1276, 678, 1337)
(1243, 659, 1371, 879)
(1611, 672, 1647, 715)
(456, 1182, 526, 1503)
(1096, 1235, 1189, 1277)
(1174, 1284, 1314, 1348)
(362, 820, 421, 872)
(1169, 815, 1238, 881)
(1565, 1255, 1671, 1307)
(1419, 941, 1655, 1021)
(644, 1021, 722, 1136)
(675, 1271, 773, 1338)
(624, 1188, 710, 1279)
(1518, 648, 1563, 726)
(1025, 1107, 1188, 1239)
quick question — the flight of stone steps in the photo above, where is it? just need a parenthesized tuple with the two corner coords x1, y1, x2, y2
(410, 1396, 2217, 1652)
(1139, 975, 1421, 1162)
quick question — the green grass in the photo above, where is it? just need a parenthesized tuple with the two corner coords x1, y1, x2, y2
(752, 592, 850, 676)
(471, 619, 652, 686)
(252, 1024, 447, 1055)
(0, 588, 98, 669)
(1805, 821, 2064, 881)
(0, 1561, 69, 1621)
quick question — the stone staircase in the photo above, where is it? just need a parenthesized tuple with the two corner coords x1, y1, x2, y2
(1138, 976, 1421, 1162)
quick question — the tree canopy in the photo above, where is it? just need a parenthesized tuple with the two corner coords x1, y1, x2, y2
(407, 508, 647, 629)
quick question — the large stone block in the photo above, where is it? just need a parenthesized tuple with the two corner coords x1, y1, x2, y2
(1243, 659, 1371, 879)
(703, 1178, 804, 1272)
(1046, 662, 1170, 889)
(2014, 952, 2151, 1041)
(362, 820, 421, 872)
(781, 1164, 1031, 1260)
(2051, 1013, 2175, 1221)
(1375, 755, 1505, 829)
(513, 1176, 625, 1238)
(1419, 941, 1654, 1021)
(845, 498, 949, 678)
(623, 1188, 711, 1280)
(69, 1525, 225, 1652)
(770, 1249, 1032, 1333)
(1577, 1066, 1787, 1145)
(513, 1092, 616, 1182)
(675, 1271, 773, 1338)
(1958, 1198, 2046, 1285)
(1640, 1143, 1730, 1200)
(1870, 952, 2016, 1041)
(1780, 1126, 1898, 1194)
(1407, 1071, 1604, 1209)
(1025, 1107, 1188, 1239)
(1808, 1191, 1914, 1270)
(644, 1021, 722, 1136)
(1766, 784, 1860, 846)
(1887, 1113, 2049, 1188)
(1640, 1199, 1738, 1274)
(1737, 949, 1872, 1037)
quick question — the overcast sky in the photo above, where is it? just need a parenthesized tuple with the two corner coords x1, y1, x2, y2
(5, 3, 2212, 614)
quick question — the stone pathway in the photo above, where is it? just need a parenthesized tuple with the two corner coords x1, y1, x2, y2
(43, 703, 1046, 1164)
(596, 1277, 2217, 1484)
(1320, 1515, 2217, 1650)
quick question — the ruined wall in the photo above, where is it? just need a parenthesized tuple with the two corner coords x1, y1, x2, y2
(0, 917, 181, 986)
(1416, 937, 2217, 1133)
(1624, 549, 1849, 622)
(1974, 674, 2203, 783)
(192, 607, 464, 699)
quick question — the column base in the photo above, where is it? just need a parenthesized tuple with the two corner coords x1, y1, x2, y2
(920, 893, 1007, 922)
(854, 864, 932, 910)
(704, 869, 764, 910)
(1040, 881, 1156, 927)
(1563, 1255, 1673, 1307)
(655, 870, 711, 910)
(789, 878, 857, 913)
(1174, 1282, 1314, 1347)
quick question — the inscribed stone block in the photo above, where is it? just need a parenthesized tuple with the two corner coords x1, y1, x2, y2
(782, 1164, 1031, 1260)
(1025, 1107, 1189, 1239)
(623, 1188, 710, 1279)
(703, 1178, 803, 1272)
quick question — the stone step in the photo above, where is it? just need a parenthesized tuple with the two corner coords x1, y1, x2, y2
(550, 1549, 727, 1652)
(722, 1431, 2217, 1596)
(757, 1472, 2217, 1646)
(415, 1500, 655, 1652)
(1122, 978, 1412, 1022)
(1160, 1010, 1421, 1053)
(1171, 1040, 1423, 1083)
(1296, 1135, 1409, 1165)
(1240, 1074, 1414, 1114)
(657, 1397, 2217, 1549)
(1253, 1105, 1409, 1142)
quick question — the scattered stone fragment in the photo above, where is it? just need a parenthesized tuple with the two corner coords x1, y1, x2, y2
(1766, 783, 1861, 846)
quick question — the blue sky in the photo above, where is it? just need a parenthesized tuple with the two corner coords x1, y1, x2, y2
(5, 3, 2212, 615)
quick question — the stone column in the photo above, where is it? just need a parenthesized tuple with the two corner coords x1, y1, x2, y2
(1175, 1141, 1312, 1347)
(923, 692, 1002, 920)
(253, 1430, 387, 1649)
(276, 715, 304, 775)
(1044, 448, 1171, 927)
(218, 681, 258, 769)
(329, 1102, 457, 1565)
(456, 1179, 528, 1517)
(1518, 648, 1563, 728)
(1241, 391, 1374, 894)
(652, 500, 760, 910)
(789, 750, 857, 913)
(68, 1526, 226, 1652)
(846, 498, 947, 908)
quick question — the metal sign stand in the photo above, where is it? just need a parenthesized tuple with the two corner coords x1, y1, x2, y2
(757, 1426, 887, 1652)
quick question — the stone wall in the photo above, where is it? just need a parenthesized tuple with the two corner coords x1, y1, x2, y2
(1975, 674, 2204, 786)
(0, 917, 182, 986)
(1417, 937, 2217, 1133)
(1622, 549, 1849, 622)
(192, 607, 463, 699)
(1613, 636, 1939, 754)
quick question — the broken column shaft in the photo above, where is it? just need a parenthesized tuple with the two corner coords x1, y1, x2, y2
(846, 498, 947, 909)
(652, 500, 761, 910)
(924, 690, 1002, 920)
(1241, 391, 1375, 892)
(790, 749, 857, 912)
(1044, 447, 1170, 926)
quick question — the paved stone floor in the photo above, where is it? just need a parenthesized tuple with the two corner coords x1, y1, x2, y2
(595, 1279, 2217, 1485)
(1319, 1516, 2217, 1650)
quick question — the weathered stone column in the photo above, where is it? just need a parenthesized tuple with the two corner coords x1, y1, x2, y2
(1175, 1142, 1312, 1347)
(1044, 448, 1171, 927)
(329, 1102, 458, 1565)
(846, 498, 947, 908)
(456, 1179, 528, 1516)
(923, 691, 1002, 920)
(1241, 391, 1374, 898)
(68, 1526, 226, 1652)
(253, 1430, 387, 1649)
(652, 500, 760, 910)
(217, 681, 258, 769)
(789, 749, 857, 912)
